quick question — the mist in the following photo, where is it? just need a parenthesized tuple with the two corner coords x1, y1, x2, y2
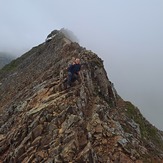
(0, 0, 163, 130)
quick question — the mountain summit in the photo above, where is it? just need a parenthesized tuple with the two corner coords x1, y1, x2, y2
(0, 30, 163, 162)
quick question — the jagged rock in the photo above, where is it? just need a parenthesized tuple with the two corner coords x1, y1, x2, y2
(0, 29, 163, 162)
(128, 119, 141, 137)
(95, 124, 103, 133)
(118, 138, 128, 147)
(0, 134, 5, 141)
(32, 124, 43, 140)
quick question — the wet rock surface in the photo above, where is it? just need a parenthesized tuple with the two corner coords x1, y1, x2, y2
(0, 30, 163, 162)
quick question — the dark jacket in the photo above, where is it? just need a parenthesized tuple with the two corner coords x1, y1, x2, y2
(68, 64, 81, 75)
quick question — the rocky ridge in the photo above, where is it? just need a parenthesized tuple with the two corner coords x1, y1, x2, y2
(0, 30, 163, 162)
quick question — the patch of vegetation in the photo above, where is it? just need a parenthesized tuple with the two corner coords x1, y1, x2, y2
(0, 52, 14, 69)
(90, 60, 103, 68)
(0, 46, 38, 74)
(0, 59, 19, 72)
(125, 101, 163, 151)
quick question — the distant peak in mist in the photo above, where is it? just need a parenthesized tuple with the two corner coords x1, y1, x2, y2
(60, 28, 79, 43)
(46, 28, 79, 43)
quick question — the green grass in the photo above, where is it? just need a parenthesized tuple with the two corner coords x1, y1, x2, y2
(0, 59, 19, 72)
(0, 46, 38, 74)
(125, 101, 163, 150)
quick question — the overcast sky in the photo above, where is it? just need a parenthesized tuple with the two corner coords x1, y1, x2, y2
(0, 0, 163, 130)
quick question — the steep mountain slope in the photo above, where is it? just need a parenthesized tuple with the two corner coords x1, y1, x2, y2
(0, 52, 14, 69)
(0, 30, 163, 163)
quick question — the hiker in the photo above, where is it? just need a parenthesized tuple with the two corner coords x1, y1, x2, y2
(67, 57, 76, 73)
(67, 58, 81, 88)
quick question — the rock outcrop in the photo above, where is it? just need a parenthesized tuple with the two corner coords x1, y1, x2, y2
(0, 30, 163, 163)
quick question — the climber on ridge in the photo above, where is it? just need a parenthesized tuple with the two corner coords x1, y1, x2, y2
(67, 58, 81, 88)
